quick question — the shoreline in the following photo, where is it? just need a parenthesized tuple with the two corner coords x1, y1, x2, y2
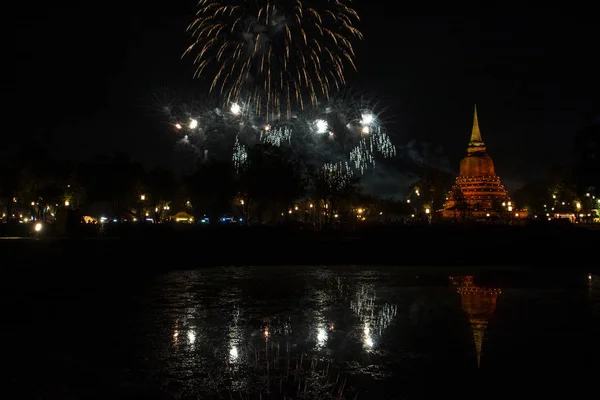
(2, 225, 597, 270)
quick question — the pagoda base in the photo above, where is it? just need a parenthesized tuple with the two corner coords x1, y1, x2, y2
(441, 208, 529, 221)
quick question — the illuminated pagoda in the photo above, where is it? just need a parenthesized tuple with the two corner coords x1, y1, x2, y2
(441, 106, 526, 220)
(450, 276, 501, 368)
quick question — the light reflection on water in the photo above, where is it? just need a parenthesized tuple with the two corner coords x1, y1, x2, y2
(121, 267, 600, 399)
(134, 266, 421, 398)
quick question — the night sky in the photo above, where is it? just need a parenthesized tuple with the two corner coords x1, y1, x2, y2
(13, 3, 599, 194)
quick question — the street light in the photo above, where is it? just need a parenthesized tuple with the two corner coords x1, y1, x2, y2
(64, 200, 70, 207)
(140, 194, 145, 201)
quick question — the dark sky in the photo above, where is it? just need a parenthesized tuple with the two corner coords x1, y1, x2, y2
(12, 3, 599, 191)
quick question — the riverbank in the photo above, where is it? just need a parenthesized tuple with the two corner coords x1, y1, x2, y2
(1, 224, 597, 270)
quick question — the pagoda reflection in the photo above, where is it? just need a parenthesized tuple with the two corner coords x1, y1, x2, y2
(450, 276, 501, 368)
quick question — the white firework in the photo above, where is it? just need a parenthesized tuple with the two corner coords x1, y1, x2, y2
(260, 125, 292, 147)
(161, 92, 397, 184)
(321, 161, 354, 191)
(232, 135, 248, 173)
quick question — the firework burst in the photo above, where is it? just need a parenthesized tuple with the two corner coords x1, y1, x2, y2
(184, 0, 363, 120)
(163, 91, 396, 188)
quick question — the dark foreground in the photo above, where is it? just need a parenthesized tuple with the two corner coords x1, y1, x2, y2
(2, 224, 599, 269)
(1, 265, 598, 399)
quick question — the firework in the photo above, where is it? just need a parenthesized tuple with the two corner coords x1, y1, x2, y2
(184, 0, 363, 119)
(320, 161, 354, 191)
(163, 91, 397, 189)
(232, 134, 248, 173)
(350, 284, 398, 349)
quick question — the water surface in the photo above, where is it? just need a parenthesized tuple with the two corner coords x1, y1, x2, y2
(3, 266, 599, 399)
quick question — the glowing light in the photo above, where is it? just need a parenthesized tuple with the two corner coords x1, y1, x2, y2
(363, 323, 373, 348)
(175, 123, 182, 130)
(317, 327, 327, 348)
(314, 119, 328, 134)
(188, 330, 196, 344)
(229, 346, 238, 362)
(361, 126, 370, 134)
(189, 118, 198, 129)
(361, 113, 374, 125)
(34, 223, 42, 232)
(230, 102, 241, 115)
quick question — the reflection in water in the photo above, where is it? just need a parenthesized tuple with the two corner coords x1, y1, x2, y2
(450, 276, 501, 368)
(11, 267, 600, 399)
(140, 267, 405, 398)
(588, 273, 600, 317)
(350, 284, 398, 351)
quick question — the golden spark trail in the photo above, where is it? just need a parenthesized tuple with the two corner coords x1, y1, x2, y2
(185, 0, 363, 120)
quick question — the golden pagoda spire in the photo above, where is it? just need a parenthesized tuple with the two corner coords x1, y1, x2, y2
(467, 104, 486, 153)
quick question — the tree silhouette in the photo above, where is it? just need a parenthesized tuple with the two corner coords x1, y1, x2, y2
(239, 144, 306, 223)
(185, 160, 237, 223)
(573, 121, 600, 194)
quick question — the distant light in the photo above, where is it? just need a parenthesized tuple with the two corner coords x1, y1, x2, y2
(64, 200, 70, 207)
(229, 346, 238, 361)
(230, 103, 241, 115)
(361, 126, 370, 134)
(34, 222, 42, 232)
(314, 119, 328, 134)
(175, 123, 182, 130)
(360, 113, 374, 125)
(189, 118, 198, 129)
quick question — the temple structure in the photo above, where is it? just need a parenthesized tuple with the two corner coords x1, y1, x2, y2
(450, 276, 501, 368)
(441, 106, 526, 220)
